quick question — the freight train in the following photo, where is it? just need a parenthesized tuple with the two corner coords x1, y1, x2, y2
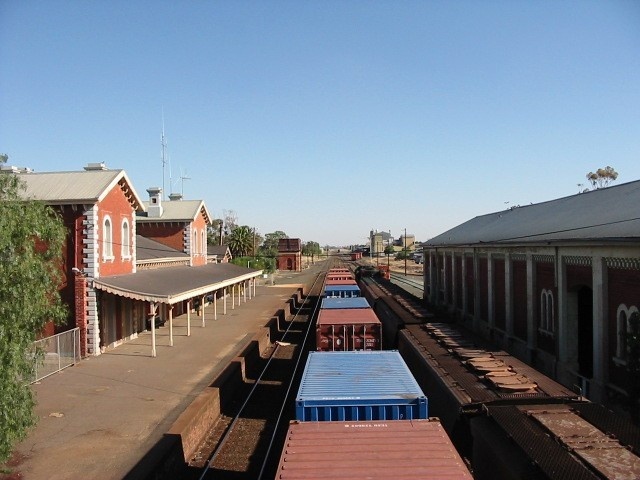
(396, 322, 640, 479)
(275, 351, 472, 479)
(316, 267, 382, 352)
(336, 263, 640, 479)
(273, 266, 473, 479)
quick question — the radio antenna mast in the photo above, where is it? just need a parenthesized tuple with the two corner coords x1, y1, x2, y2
(161, 109, 168, 200)
(180, 168, 191, 196)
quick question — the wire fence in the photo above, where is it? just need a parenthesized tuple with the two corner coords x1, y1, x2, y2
(31, 328, 81, 383)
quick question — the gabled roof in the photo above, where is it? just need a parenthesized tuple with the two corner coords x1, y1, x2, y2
(13, 169, 144, 211)
(207, 244, 231, 256)
(278, 238, 301, 253)
(136, 235, 189, 261)
(427, 180, 640, 246)
(137, 199, 212, 225)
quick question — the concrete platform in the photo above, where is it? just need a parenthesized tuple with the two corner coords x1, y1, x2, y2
(9, 265, 323, 480)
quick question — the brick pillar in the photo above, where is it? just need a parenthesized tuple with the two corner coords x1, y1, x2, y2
(74, 274, 87, 357)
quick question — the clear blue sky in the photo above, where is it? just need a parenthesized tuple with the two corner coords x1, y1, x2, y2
(2, 1, 639, 247)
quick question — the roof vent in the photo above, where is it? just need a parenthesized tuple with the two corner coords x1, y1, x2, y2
(0, 165, 34, 173)
(168, 192, 183, 201)
(146, 187, 163, 218)
(84, 163, 107, 171)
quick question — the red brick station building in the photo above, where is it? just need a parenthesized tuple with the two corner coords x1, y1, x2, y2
(422, 180, 640, 405)
(6, 163, 263, 358)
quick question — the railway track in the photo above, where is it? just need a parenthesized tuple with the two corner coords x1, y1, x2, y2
(185, 266, 328, 480)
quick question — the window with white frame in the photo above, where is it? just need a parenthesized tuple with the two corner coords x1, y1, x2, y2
(103, 216, 114, 260)
(193, 228, 198, 256)
(615, 304, 639, 365)
(539, 289, 554, 334)
(201, 230, 206, 256)
(121, 219, 130, 259)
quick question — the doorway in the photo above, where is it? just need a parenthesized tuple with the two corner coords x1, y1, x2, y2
(577, 286, 594, 378)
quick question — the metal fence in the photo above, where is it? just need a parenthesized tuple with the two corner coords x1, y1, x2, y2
(31, 328, 81, 383)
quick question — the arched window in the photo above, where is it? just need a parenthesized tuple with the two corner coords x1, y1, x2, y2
(103, 216, 113, 260)
(201, 230, 206, 256)
(193, 228, 198, 256)
(121, 219, 130, 259)
(548, 293, 554, 332)
(539, 289, 554, 334)
(617, 310, 628, 361)
(615, 305, 640, 365)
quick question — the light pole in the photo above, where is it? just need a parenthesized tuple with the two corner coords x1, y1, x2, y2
(404, 227, 407, 276)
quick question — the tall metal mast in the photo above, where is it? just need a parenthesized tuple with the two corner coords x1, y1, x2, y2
(161, 109, 167, 200)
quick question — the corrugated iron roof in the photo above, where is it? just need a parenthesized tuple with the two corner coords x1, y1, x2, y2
(93, 262, 262, 304)
(207, 244, 230, 256)
(138, 199, 211, 224)
(13, 169, 144, 210)
(427, 180, 640, 246)
(135, 235, 188, 261)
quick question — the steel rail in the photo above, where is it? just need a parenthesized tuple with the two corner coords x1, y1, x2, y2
(255, 270, 326, 479)
(197, 268, 327, 480)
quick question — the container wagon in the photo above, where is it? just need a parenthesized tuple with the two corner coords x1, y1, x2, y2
(471, 402, 640, 480)
(397, 322, 601, 463)
(316, 300, 382, 351)
(319, 297, 369, 310)
(296, 351, 427, 421)
(323, 279, 360, 298)
(327, 267, 351, 274)
(274, 418, 472, 479)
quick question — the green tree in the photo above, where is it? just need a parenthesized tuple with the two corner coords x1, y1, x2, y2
(207, 218, 223, 246)
(302, 241, 322, 262)
(260, 231, 288, 258)
(0, 155, 67, 462)
(384, 244, 395, 266)
(226, 225, 254, 257)
(230, 255, 275, 273)
(586, 166, 619, 189)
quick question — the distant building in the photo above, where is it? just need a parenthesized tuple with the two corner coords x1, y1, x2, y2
(370, 230, 392, 257)
(423, 180, 640, 405)
(207, 244, 232, 264)
(277, 238, 302, 271)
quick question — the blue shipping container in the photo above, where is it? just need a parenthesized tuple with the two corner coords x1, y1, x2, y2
(320, 297, 370, 309)
(296, 351, 428, 421)
(324, 285, 361, 298)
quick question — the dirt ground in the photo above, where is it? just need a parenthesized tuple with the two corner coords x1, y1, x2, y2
(363, 257, 424, 276)
(300, 255, 424, 276)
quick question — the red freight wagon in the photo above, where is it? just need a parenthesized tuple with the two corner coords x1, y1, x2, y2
(326, 274, 354, 281)
(316, 308, 381, 351)
(275, 419, 473, 479)
(324, 278, 357, 285)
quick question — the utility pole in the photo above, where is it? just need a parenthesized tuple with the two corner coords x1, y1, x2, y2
(404, 227, 407, 276)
